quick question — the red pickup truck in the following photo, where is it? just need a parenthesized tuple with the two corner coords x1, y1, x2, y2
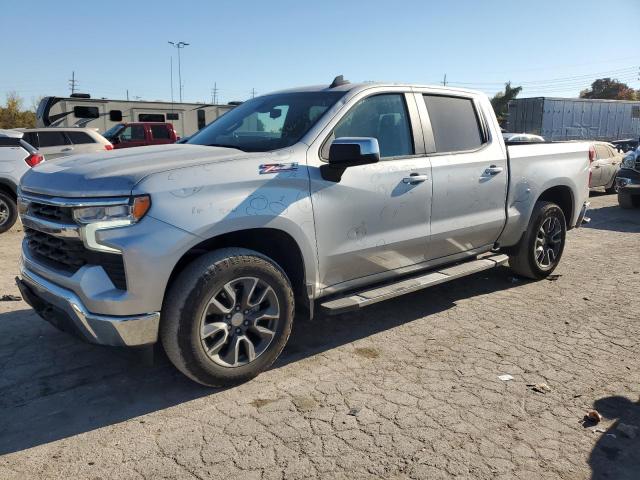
(102, 122, 178, 149)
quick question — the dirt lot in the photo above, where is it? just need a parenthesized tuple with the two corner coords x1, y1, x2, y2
(0, 192, 638, 480)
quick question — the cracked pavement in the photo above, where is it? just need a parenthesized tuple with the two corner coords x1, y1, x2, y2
(0, 192, 638, 479)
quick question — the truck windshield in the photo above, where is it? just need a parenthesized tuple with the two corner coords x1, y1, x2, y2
(103, 124, 125, 140)
(188, 91, 346, 152)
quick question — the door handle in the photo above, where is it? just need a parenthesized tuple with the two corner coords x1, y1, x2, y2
(403, 173, 428, 184)
(484, 165, 503, 175)
(61, 147, 74, 152)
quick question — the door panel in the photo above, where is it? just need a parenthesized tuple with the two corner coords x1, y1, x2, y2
(307, 90, 432, 290)
(418, 93, 508, 260)
(310, 158, 432, 288)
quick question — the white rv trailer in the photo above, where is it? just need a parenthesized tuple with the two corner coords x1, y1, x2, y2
(36, 95, 237, 138)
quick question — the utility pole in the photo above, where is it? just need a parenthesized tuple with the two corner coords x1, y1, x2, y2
(211, 82, 218, 104)
(168, 41, 189, 102)
(68, 71, 78, 94)
(170, 56, 174, 105)
(126, 89, 129, 101)
(442, 74, 447, 86)
(251, 88, 257, 99)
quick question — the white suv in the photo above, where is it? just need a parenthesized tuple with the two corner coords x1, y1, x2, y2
(17, 128, 112, 160)
(0, 130, 44, 233)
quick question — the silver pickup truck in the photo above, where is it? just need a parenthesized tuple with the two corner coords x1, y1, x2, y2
(16, 77, 590, 386)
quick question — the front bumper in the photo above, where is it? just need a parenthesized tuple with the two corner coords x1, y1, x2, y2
(616, 170, 640, 194)
(17, 266, 160, 346)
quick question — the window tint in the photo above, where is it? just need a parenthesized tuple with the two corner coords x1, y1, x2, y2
(38, 131, 70, 147)
(167, 112, 179, 120)
(138, 113, 165, 122)
(66, 131, 96, 144)
(74, 106, 100, 119)
(120, 125, 146, 141)
(150, 124, 171, 139)
(22, 132, 39, 148)
(109, 110, 123, 122)
(197, 109, 206, 130)
(423, 95, 484, 153)
(330, 94, 414, 158)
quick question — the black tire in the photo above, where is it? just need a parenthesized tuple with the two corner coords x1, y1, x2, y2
(160, 248, 294, 387)
(604, 180, 618, 195)
(0, 192, 18, 234)
(508, 201, 567, 280)
(618, 192, 635, 209)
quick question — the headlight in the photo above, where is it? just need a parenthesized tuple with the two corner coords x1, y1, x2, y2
(73, 195, 151, 224)
(621, 154, 636, 169)
(74, 195, 151, 253)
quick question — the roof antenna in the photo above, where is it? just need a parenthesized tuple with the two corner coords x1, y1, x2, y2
(330, 75, 349, 88)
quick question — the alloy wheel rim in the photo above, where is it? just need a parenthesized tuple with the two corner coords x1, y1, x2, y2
(534, 216, 562, 269)
(200, 276, 280, 368)
(0, 199, 9, 225)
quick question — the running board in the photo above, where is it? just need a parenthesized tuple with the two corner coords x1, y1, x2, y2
(320, 253, 509, 315)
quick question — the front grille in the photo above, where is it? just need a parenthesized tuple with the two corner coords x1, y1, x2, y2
(25, 228, 127, 290)
(29, 202, 75, 223)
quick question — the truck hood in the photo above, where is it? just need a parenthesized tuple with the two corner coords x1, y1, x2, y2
(20, 144, 249, 197)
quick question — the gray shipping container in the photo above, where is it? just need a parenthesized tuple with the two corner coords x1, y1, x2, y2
(507, 97, 640, 142)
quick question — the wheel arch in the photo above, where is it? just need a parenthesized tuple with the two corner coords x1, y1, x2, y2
(165, 227, 312, 317)
(0, 179, 17, 199)
(536, 184, 574, 227)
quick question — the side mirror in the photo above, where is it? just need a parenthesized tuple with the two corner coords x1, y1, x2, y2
(322, 137, 380, 182)
(329, 137, 380, 166)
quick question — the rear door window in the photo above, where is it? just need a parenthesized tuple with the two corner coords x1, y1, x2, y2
(595, 145, 610, 159)
(150, 124, 171, 139)
(37, 131, 70, 147)
(423, 95, 485, 153)
(66, 131, 96, 144)
(22, 132, 39, 148)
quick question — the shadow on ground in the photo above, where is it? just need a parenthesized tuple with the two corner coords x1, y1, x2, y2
(0, 266, 523, 455)
(583, 200, 640, 234)
(589, 395, 640, 480)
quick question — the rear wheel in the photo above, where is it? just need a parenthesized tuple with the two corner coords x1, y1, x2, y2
(618, 192, 635, 209)
(508, 201, 566, 280)
(161, 248, 294, 387)
(0, 192, 17, 234)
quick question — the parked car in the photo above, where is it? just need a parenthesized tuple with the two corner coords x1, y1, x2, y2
(616, 148, 640, 208)
(17, 127, 113, 160)
(0, 130, 44, 233)
(611, 138, 639, 154)
(589, 142, 622, 194)
(502, 133, 545, 143)
(103, 122, 178, 149)
(15, 78, 590, 386)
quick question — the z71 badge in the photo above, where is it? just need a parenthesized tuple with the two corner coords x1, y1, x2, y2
(259, 162, 299, 174)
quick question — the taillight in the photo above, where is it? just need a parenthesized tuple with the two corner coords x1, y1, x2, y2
(588, 145, 596, 164)
(25, 153, 44, 167)
(105, 144, 113, 151)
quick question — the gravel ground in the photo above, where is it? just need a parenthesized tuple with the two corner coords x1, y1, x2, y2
(0, 192, 638, 480)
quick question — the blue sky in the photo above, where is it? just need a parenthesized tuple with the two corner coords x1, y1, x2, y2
(1, 0, 639, 106)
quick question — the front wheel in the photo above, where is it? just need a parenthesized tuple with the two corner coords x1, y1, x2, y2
(161, 248, 294, 387)
(508, 201, 567, 280)
(0, 192, 17, 234)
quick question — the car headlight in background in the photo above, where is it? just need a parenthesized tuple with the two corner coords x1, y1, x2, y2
(74, 195, 151, 253)
(621, 154, 636, 169)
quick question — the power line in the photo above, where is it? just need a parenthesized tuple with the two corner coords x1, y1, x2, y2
(211, 82, 218, 104)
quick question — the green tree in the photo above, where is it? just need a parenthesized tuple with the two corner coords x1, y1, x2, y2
(491, 82, 522, 127)
(579, 78, 638, 101)
(0, 92, 37, 129)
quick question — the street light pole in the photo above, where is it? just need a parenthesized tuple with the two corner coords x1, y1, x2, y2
(168, 41, 189, 102)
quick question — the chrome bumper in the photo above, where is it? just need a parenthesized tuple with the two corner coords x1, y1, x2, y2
(17, 266, 160, 347)
(575, 201, 590, 227)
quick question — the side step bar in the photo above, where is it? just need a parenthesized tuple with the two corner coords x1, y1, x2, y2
(320, 253, 509, 315)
